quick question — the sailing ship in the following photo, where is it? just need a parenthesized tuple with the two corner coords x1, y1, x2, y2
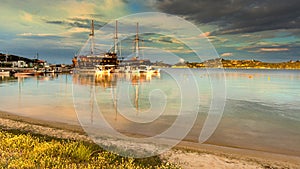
(76, 20, 119, 74)
(119, 22, 160, 74)
(75, 20, 160, 75)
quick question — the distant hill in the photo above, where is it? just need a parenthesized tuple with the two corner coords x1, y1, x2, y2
(0, 53, 34, 63)
(184, 58, 300, 69)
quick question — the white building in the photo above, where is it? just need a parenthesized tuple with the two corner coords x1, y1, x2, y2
(17, 60, 26, 68)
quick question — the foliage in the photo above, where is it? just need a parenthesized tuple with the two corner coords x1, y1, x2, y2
(0, 130, 179, 169)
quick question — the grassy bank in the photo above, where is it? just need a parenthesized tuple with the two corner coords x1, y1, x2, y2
(0, 129, 179, 168)
(1, 112, 299, 169)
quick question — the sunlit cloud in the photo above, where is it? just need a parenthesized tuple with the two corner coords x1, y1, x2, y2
(220, 52, 233, 57)
(17, 33, 60, 37)
(199, 32, 211, 38)
(67, 27, 90, 34)
(259, 48, 289, 52)
(94, 0, 128, 19)
(241, 34, 251, 37)
(21, 12, 33, 22)
(59, 1, 96, 18)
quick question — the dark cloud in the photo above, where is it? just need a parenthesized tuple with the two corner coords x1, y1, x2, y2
(156, 0, 300, 34)
(237, 43, 300, 54)
(45, 20, 64, 25)
(45, 18, 105, 29)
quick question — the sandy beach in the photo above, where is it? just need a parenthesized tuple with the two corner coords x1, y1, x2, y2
(0, 111, 299, 168)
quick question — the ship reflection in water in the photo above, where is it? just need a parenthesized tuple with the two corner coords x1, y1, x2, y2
(72, 72, 161, 116)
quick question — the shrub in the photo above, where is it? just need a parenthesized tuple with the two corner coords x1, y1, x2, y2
(0, 130, 180, 169)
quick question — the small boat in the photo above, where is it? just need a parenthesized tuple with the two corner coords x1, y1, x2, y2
(0, 70, 10, 76)
(14, 70, 44, 77)
(117, 65, 133, 73)
(14, 72, 35, 77)
(149, 66, 160, 74)
(45, 70, 55, 73)
(53, 67, 63, 73)
(125, 65, 132, 73)
(95, 65, 114, 74)
(44, 66, 55, 73)
(130, 65, 160, 74)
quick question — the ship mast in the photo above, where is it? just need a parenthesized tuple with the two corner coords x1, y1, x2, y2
(114, 20, 118, 54)
(89, 20, 95, 55)
(5, 50, 8, 62)
(135, 22, 139, 58)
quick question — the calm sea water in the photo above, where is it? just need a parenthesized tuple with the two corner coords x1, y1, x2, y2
(0, 69, 299, 156)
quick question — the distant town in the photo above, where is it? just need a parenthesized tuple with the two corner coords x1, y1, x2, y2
(0, 53, 73, 76)
(1, 53, 300, 76)
(173, 58, 300, 69)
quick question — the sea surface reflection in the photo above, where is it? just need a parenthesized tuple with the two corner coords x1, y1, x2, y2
(0, 69, 300, 156)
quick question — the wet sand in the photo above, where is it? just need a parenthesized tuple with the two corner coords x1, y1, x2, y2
(0, 110, 299, 168)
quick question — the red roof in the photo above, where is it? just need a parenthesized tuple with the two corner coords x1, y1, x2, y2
(36, 60, 45, 63)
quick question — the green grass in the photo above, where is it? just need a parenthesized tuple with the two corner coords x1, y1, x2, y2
(0, 129, 180, 169)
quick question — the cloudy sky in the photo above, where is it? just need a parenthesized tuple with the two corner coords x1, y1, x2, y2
(0, 0, 299, 63)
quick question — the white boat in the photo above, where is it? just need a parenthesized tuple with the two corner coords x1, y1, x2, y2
(148, 66, 160, 74)
(128, 65, 160, 75)
(94, 65, 115, 74)
(125, 65, 133, 73)
(138, 65, 160, 74)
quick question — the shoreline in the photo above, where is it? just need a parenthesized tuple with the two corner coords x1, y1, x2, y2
(171, 67, 300, 70)
(0, 111, 299, 168)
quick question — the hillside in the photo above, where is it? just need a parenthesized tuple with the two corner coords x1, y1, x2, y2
(186, 58, 300, 69)
(0, 53, 34, 63)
